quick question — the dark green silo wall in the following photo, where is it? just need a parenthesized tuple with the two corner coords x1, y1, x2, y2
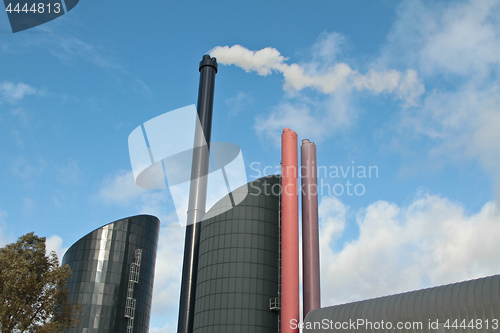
(193, 175, 281, 333)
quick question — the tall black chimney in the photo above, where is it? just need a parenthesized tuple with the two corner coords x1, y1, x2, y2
(177, 55, 217, 333)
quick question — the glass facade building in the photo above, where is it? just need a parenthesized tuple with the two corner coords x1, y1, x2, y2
(62, 215, 160, 333)
(193, 175, 281, 333)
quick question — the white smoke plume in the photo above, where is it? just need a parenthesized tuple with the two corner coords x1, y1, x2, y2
(210, 44, 424, 106)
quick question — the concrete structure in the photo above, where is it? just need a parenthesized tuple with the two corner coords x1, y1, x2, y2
(62, 215, 160, 333)
(192, 176, 281, 333)
(304, 274, 500, 333)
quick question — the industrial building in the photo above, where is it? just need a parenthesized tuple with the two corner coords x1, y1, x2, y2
(193, 175, 281, 333)
(56, 48, 500, 332)
(177, 124, 321, 333)
(304, 274, 500, 333)
(176, 120, 500, 333)
(97, 55, 497, 333)
(62, 215, 160, 333)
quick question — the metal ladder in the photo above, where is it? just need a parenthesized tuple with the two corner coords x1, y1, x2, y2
(125, 249, 142, 333)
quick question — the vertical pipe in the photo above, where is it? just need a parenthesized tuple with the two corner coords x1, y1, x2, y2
(281, 127, 300, 333)
(301, 139, 321, 318)
(177, 55, 217, 333)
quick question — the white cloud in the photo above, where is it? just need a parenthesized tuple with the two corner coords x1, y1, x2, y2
(150, 225, 184, 320)
(0, 210, 9, 248)
(261, 35, 357, 145)
(418, 0, 500, 78)
(210, 43, 424, 105)
(149, 322, 177, 333)
(225, 91, 253, 118)
(407, 84, 500, 165)
(98, 169, 181, 224)
(23, 197, 36, 211)
(9, 108, 40, 149)
(131, 78, 153, 97)
(382, 0, 500, 80)
(254, 101, 322, 147)
(211, 33, 425, 146)
(149, 191, 500, 328)
(46, 235, 68, 262)
(380, 0, 500, 198)
(319, 196, 347, 248)
(99, 170, 147, 205)
(309, 32, 346, 68)
(0, 81, 39, 104)
(319, 193, 500, 307)
(11, 156, 46, 184)
(11, 107, 30, 124)
(48, 35, 152, 96)
(138, 192, 176, 224)
(50, 36, 123, 70)
(57, 160, 83, 185)
(210, 45, 287, 76)
(254, 89, 355, 146)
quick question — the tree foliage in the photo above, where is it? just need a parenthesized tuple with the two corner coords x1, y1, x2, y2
(0, 232, 81, 332)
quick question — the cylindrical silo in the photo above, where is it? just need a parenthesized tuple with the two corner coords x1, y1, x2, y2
(62, 215, 160, 333)
(192, 176, 281, 333)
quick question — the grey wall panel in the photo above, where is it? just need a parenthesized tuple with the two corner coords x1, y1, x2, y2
(193, 176, 280, 333)
(304, 275, 500, 333)
(62, 215, 160, 333)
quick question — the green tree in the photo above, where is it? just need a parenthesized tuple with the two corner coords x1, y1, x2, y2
(0, 232, 81, 332)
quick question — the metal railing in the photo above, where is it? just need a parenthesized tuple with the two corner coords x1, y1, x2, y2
(125, 249, 142, 333)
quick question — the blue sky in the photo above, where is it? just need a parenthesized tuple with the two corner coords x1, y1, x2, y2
(1, 0, 500, 331)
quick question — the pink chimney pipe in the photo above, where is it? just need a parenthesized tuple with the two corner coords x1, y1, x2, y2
(301, 139, 321, 318)
(281, 128, 300, 333)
